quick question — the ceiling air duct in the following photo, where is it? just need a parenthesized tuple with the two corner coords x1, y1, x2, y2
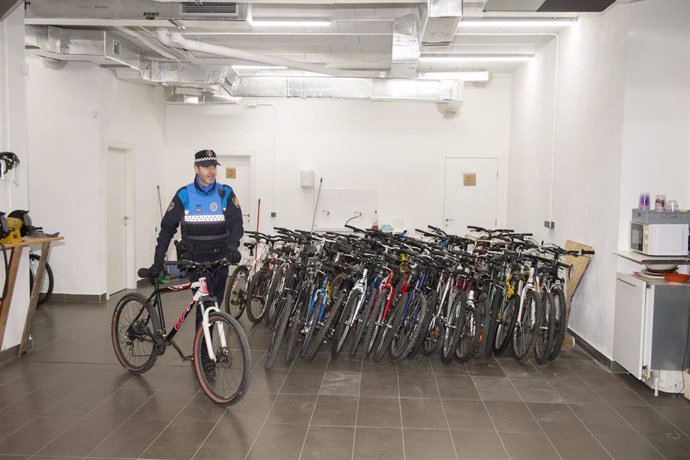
(482, 0, 616, 12)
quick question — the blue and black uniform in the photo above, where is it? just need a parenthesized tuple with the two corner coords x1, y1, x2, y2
(153, 176, 244, 324)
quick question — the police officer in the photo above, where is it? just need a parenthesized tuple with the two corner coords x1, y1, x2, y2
(146, 148, 244, 334)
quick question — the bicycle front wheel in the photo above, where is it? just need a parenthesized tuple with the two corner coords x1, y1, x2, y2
(111, 293, 158, 374)
(194, 311, 252, 406)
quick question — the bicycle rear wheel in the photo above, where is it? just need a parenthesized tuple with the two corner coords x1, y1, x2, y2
(111, 293, 158, 374)
(442, 291, 466, 364)
(265, 293, 293, 369)
(29, 253, 54, 306)
(246, 269, 270, 323)
(493, 294, 519, 356)
(512, 289, 543, 361)
(455, 304, 480, 363)
(194, 311, 251, 406)
(548, 287, 568, 361)
(534, 290, 555, 365)
(224, 266, 249, 319)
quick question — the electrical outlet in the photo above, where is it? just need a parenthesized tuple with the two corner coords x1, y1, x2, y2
(543, 220, 555, 229)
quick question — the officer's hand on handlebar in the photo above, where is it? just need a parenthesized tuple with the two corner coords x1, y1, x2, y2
(138, 262, 164, 280)
(229, 248, 242, 264)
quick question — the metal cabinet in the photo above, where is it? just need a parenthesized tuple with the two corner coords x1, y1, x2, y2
(613, 273, 690, 393)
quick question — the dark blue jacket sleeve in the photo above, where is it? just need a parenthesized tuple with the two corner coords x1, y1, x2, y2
(224, 188, 244, 248)
(153, 191, 185, 265)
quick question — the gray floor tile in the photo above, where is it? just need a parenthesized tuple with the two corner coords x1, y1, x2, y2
(40, 387, 119, 417)
(280, 369, 325, 395)
(87, 388, 156, 419)
(570, 404, 641, 438)
(326, 353, 363, 372)
(430, 358, 469, 376)
(246, 423, 308, 460)
(0, 412, 35, 440)
(359, 371, 399, 398)
(222, 392, 277, 425)
(175, 393, 227, 423)
(499, 432, 560, 460)
(319, 370, 361, 396)
(497, 358, 542, 378)
(586, 379, 648, 406)
(310, 395, 358, 427)
(353, 427, 404, 460)
(546, 431, 612, 460)
(473, 377, 522, 402)
(565, 360, 616, 380)
(404, 428, 456, 460)
(547, 377, 606, 404)
(130, 389, 197, 421)
(528, 402, 590, 435)
(141, 419, 216, 460)
(612, 405, 686, 438)
(86, 418, 169, 458)
(357, 396, 402, 428)
(466, 358, 506, 377)
(452, 430, 508, 459)
(537, 360, 578, 379)
(0, 384, 38, 410)
(595, 433, 665, 460)
(193, 418, 262, 460)
(511, 378, 564, 403)
(442, 400, 494, 432)
(265, 393, 317, 425)
(646, 434, 690, 460)
(292, 351, 331, 370)
(396, 357, 433, 375)
(36, 417, 126, 457)
(248, 368, 289, 394)
(0, 416, 79, 455)
(1, 385, 79, 416)
(435, 375, 481, 400)
(301, 426, 354, 460)
(484, 401, 541, 433)
(400, 398, 448, 429)
(398, 374, 440, 398)
(653, 406, 690, 436)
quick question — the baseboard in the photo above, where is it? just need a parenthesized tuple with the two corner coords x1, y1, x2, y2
(567, 328, 612, 369)
(48, 293, 107, 304)
(0, 339, 32, 364)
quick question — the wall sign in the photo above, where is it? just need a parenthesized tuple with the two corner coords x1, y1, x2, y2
(463, 173, 477, 187)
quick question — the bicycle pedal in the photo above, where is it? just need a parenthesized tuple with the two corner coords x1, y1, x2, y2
(184, 355, 194, 362)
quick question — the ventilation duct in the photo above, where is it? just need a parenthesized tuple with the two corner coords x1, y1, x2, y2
(422, 0, 464, 46)
(224, 76, 463, 103)
(25, 0, 246, 25)
(391, 13, 421, 79)
(482, 0, 616, 12)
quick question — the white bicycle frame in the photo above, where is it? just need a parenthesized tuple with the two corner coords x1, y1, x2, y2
(336, 267, 369, 349)
(514, 265, 536, 328)
(192, 276, 226, 362)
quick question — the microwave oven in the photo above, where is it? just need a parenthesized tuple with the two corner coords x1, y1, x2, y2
(630, 223, 689, 256)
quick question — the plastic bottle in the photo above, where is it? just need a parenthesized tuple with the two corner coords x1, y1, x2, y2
(372, 210, 380, 231)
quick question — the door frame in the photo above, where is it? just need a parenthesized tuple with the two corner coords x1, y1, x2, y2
(104, 141, 137, 296)
(439, 154, 507, 232)
(216, 151, 256, 231)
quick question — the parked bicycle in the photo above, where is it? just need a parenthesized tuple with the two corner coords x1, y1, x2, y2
(111, 259, 251, 406)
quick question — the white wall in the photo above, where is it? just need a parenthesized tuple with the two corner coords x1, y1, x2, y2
(26, 57, 166, 296)
(0, 4, 30, 351)
(164, 75, 513, 235)
(507, 0, 690, 359)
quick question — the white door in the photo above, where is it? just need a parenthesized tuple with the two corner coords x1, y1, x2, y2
(107, 148, 128, 294)
(443, 157, 499, 235)
(218, 155, 251, 229)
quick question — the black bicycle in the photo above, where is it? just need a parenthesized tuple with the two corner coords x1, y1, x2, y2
(111, 259, 251, 406)
(29, 250, 54, 305)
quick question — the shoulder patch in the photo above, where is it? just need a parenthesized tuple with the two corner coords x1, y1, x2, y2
(232, 196, 241, 208)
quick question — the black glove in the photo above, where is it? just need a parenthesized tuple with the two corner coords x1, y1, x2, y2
(138, 262, 164, 280)
(228, 248, 241, 264)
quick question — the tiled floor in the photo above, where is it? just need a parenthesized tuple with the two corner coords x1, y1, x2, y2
(0, 289, 688, 460)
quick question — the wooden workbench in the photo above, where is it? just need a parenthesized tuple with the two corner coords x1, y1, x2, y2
(0, 236, 64, 355)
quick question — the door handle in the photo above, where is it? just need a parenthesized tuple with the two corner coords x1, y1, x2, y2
(445, 218, 454, 222)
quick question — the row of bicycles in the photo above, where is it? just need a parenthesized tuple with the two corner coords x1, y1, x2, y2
(224, 224, 594, 368)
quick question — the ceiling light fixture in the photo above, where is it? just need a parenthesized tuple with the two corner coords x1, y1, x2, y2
(420, 71, 490, 82)
(457, 18, 576, 28)
(249, 19, 332, 28)
(232, 65, 288, 71)
(420, 55, 534, 63)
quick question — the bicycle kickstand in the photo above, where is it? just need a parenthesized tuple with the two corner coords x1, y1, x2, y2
(171, 340, 194, 362)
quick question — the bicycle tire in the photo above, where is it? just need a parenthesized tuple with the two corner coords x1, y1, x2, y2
(301, 290, 326, 358)
(362, 289, 388, 358)
(484, 288, 503, 358)
(111, 293, 158, 374)
(441, 291, 466, 364)
(534, 290, 555, 365)
(193, 311, 251, 406)
(418, 292, 442, 357)
(265, 293, 293, 369)
(372, 292, 406, 362)
(511, 289, 543, 361)
(455, 305, 480, 363)
(246, 269, 270, 323)
(29, 254, 54, 306)
(286, 285, 309, 362)
(390, 293, 428, 363)
(493, 294, 519, 356)
(305, 291, 346, 360)
(331, 290, 360, 358)
(264, 265, 285, 325)
(350, 293, 376, 357)
(472, 300, 488, 358)
(224, 266, 249, 319)
(548, 286, 568, 361)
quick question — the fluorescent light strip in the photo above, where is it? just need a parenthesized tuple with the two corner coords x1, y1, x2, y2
(420, 71, 489, 82)
(420, 55, 534, 63)
(232, 65, 288, 71)
(249, 20, 332, 28)
(458, 18, 576, 28)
